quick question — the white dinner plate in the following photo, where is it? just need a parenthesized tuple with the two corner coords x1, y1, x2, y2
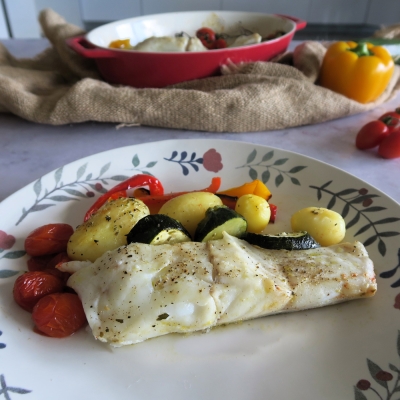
(1, 139, 399, 400)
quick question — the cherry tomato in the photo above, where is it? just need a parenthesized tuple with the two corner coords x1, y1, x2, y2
(378, 130, 400, 159)
(27, 254, 54, 272)
(196, 27, 216, 49)
(213, 38, 228, 49)
(24, 224, 74, 256)
(379, 112, 400, 133)
(379, 110, 400, 121)
(355, 120, 390, 150)
(27, 252, 71, 285)
(32, 293, 86, 338)
(13, 271, 64, 312)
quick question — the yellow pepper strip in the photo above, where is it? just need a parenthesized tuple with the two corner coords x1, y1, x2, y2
(217, 179, 272, 200)
(319, 41, 394, 104)
(109, 38, 132, 49)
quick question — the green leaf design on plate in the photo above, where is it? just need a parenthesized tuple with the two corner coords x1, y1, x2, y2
(76, 163, 87, 180)
(128, 154, 157, 175)
(237, 149, 307, 187)
(310, 182, 400, 257)
(354, 334, 400, 400)
(0, 269, 19, 278)
(15, 163, 131, 226)
(353, 387, 368, 400)
(2, 250, 26, 259)
(99, 162, 111, 176)
(33, 178, 41, 198)
(54, 167, 63, 185)
(132, 154, 140, 167)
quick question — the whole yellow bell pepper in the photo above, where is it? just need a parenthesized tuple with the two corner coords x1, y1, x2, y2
(319, 41, 394, 104)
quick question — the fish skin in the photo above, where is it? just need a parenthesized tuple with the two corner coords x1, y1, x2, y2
(63, 233, 376, 347)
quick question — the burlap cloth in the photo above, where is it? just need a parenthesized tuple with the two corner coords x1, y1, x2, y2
(1, 9, 400, 132)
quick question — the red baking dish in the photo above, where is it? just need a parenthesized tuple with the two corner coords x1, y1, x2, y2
(67, 11, 306, 88)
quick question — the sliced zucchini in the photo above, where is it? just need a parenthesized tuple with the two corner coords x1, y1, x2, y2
(244, 231, 320, 250)
(126, 214, 192, 245)
(194, 206, 247, 242)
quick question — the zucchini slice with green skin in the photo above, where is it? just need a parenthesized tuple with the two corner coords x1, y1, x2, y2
(244, 231, 320, 250)
(126, 214, 192, 245)
(194, 206, 247, 242)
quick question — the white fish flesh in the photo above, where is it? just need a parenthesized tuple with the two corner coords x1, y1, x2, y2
(62, 233, 377, 347)
(133, 36, 207, 52)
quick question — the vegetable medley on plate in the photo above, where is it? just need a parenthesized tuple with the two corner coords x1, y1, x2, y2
(12, 174, 376, 345)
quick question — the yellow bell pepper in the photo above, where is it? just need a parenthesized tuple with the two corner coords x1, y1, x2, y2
(109, 38, 132, 49)
(319, 41, 394, 104)
(217, 179, 272, 200)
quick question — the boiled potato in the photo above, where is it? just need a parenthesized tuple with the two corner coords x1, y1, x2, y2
(235, 194, 271, 233)
(158, 192, 222, 237)
(291, 207, 346, 247)
(67, 197, 149, 262)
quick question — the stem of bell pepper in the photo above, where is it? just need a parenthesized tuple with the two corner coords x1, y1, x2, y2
(136, 177, 222, 214)
(84, 174, 164, 222)
(348, 42, 373, 57)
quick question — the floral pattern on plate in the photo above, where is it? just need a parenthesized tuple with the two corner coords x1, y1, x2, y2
(0, 140, 399, 400)
(0, 374, 31, 399)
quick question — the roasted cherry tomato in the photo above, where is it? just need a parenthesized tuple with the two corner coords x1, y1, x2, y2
(27, 252, 71, 284)
(13, 271, 64, 312)
(27, 254, 54, 272)
(355, 120, 390, 150)
(196, 27, 216, 49)
(32, 293, 86, 338)
(24, 224, 74, 256)
(378, 130, 400, 159)
(213, 38, 228, 49)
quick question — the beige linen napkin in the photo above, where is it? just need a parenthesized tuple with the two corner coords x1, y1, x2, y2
(0, 9, 399, 132)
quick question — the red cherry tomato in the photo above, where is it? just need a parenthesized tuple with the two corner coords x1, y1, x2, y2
(27, 254, 54, 272)
(24, 224, 74, 256)
(379, 112, 400, 133)
(13, 271, 64, 312)
(213, 38, 228, 49)
(196, 27, 216, 49)
(355, 120, 390, 150)
(32, 293, 87, 338)
(27, 252, 71, 284)
(378, 130, 400, 159)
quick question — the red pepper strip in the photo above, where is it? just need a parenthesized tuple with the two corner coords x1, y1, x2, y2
(136, 177, 222, 214)
(84, 174, 164, 222)
(269, 204, 277, 223)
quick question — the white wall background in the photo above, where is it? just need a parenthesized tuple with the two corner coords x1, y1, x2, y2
(1, 0, 400, 38)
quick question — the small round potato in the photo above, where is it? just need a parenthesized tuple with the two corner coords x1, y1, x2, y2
(67, 197, 149, 262)
(235, 194, 271, 233)
(291, 207, 346, 246)
(158, 192, 223, 237)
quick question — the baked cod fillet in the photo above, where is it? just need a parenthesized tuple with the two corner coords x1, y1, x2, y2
(62, 233, 377, 347)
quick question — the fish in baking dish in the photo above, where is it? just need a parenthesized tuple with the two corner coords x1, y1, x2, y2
(61, 232, 377, 347)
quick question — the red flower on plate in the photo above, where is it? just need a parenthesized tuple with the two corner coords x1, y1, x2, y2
(203, 149, 223, 173)
(356, 379, 371, 390)
(0, 230, 16, 250)
(394, 293, 400, 309)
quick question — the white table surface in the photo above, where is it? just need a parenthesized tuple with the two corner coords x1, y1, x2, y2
(1, 39, 399, 205)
